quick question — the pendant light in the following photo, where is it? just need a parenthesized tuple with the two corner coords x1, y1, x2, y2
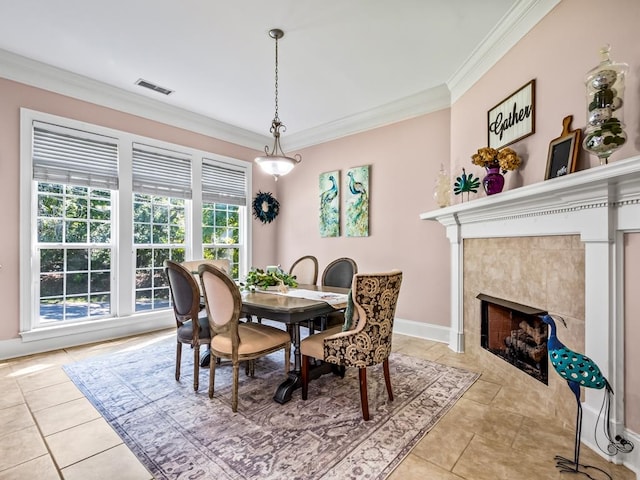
(254, 28, 301, 181)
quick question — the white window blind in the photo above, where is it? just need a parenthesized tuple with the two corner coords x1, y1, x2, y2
(132, 143, 192, 199)
(32, 121, 119, 190)
(202, 160, 247, 206)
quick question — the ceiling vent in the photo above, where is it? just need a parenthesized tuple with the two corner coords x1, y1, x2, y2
(135, 78, 174, 96)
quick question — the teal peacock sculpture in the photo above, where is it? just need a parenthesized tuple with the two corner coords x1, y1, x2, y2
(541, 314, 633, 479)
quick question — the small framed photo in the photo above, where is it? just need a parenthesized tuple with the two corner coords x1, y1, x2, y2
(545, 115, 582, 180)
(488, 80, 535, 149)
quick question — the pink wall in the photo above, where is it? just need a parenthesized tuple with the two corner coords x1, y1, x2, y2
(272, 111, 452, 324)
(451, 0, 640, 191)
(0, 78, 278, 340)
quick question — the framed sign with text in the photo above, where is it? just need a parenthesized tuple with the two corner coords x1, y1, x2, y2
(488, 79, 535, 149)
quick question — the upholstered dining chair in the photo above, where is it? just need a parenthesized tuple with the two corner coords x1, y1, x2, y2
(321, 257, 358, 288)
(317, 257, 358, 330)
(300, 270, 403, 421)
(164, 260, 211, 392)
(288, 255, 318, 285)
(198, 263, 291, 412)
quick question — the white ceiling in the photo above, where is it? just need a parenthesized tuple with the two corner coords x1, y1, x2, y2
(0, 0, 555, 149)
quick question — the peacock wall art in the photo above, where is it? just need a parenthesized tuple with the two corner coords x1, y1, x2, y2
(345, 165, 369, 237)
(319, 170, 340, 237)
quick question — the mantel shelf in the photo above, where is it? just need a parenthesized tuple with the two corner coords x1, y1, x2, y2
(420, 155, 640, 227)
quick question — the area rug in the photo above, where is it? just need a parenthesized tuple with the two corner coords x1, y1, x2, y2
(63, 334, 479, 480)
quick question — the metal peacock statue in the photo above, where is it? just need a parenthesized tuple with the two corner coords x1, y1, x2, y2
(541, 314, 634, 479)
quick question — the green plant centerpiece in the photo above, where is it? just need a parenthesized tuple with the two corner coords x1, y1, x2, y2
(242, 267, 298, 292)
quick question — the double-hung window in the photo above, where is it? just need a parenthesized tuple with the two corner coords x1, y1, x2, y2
(32, 121, 118, 325)
(132, 144, 191, 312)
(21, 109, 251, 337)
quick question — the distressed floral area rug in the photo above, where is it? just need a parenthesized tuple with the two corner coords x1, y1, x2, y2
(64, 335, 478, 480)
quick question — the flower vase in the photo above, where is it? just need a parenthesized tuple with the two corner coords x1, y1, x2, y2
(482, 166, 504, 195)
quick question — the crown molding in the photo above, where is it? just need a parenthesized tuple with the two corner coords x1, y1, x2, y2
(285, 85, 451, 150)
(447, 0, 560, 103)
(0, 48, 268, 151)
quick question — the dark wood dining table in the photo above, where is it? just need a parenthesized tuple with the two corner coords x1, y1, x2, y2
(241, 284, 349, 404)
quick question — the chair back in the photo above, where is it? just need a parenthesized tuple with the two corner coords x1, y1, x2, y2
(198, 263, 242, 338)
(321, 257, 358, 288)
(164, 260, 202, 329)
(182, 258, 230, 274)
(289, 255, 318, 285)
(328, 270, 402, 367)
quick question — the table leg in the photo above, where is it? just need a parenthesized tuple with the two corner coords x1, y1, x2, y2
(274, 323, 301, 404)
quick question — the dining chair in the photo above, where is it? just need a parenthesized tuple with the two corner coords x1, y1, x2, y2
(317, 257, 358, 330)
(164, 260, 211, 392)
(288, 255, 318, 285)
(181, 258, 230, 277)
(198, 263, 291, 412)
(321, 257, 358, 288)
(300, 270, 402, 421)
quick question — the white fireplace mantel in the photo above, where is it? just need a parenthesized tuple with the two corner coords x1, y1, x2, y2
(420, 155, 640, 469)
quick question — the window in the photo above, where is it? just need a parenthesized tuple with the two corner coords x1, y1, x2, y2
(21, 109, 251, 336)
(32, 121, 118, 325)
(132, 144, 191, 312)
(201, 160, 247, 279)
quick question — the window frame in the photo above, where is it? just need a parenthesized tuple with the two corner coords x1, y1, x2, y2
(19, 108, 252, 341)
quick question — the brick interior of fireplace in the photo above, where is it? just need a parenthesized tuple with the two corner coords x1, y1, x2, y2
(479, 294, 549, 384)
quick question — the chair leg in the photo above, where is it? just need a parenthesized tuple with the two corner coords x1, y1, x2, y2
(301, 354, 309, 400)
(193, 345, 200, 391)
(232, 361, 240, 412)
(383, 358, 394, 402)
(175, 342, 182, 381)
(208, 353, 217, 399)
(359, 367, 370, 421)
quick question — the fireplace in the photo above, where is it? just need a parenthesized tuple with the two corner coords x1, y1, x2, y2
(421, 156, 640, 469)
(478, 294, 548, 384)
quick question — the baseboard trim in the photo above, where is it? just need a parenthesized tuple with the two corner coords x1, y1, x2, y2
(393, 317, 450, 344)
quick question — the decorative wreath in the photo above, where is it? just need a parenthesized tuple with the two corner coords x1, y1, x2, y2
(252, 191, 280, 224)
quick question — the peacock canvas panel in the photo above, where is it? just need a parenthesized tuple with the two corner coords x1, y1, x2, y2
(319, 170, 340, 237)
(345, 165, 369, 237)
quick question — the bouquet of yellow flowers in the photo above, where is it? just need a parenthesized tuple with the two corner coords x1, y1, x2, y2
(471, 147, 521, 174)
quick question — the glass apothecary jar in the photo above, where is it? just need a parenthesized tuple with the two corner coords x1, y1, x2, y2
(583, 45, 628, 165)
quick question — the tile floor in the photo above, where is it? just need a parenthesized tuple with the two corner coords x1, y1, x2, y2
(0, 329, 636, 480)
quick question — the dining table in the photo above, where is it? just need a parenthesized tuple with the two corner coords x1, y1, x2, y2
(240, 284, 349, 404)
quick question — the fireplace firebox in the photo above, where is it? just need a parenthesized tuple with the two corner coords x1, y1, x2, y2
(478, 294, 548, 384)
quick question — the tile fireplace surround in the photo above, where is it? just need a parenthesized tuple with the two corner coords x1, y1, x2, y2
(421, 155, 640, 473)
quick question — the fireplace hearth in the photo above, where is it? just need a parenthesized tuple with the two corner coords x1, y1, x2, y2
(478, 294, 548, 384)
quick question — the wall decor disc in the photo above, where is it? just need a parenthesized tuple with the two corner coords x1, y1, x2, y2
(252, 191, 280, 224)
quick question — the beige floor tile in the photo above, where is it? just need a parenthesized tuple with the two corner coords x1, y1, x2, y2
(33, 397, 101, 436)
(24, 381, 84, 412)
(439, 398, 524, 447)
(46, 418, 122, 468)
(387, 453, 464, 480)
(410, 421, 475, 471)
(0, 403, 35, 436)
(0, 381, 24, 410)
(0, 426, 48, 472)
(0, 454, 60, 480)
(10, 351, 74, 374)
(15, 366, 70, 393)
(452, 434, 561, 480)
(461, 379, 501, 405)
(60, 444, 152, 480)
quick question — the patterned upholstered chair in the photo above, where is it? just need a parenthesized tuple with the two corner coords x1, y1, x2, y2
(164, 260, 211, 391)
(198, 263, 291, 412)
(288, 255, 318, 285)
(300, 270, 402, 420)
